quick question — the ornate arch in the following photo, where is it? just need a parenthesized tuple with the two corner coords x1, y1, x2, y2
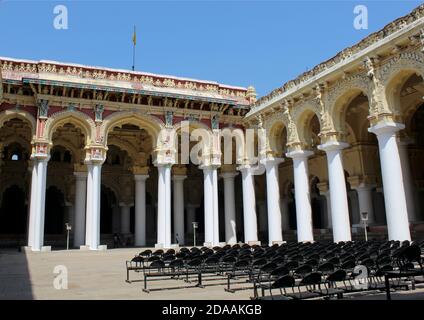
(45, 110, 96, 145)
(327, 74, 370, 133)
(292, 100, 322, 146)
(379, 51, 424, 86)
(0, 109, 36, 137)
(106, 135, 138, 161)
(380, 52, 424, 116)
(1, 134, 32, 152)
(101, 111, 164, 149)
(265, 114, 287, 157)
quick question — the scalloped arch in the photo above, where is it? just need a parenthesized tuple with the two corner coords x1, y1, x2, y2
(45, 110, 96, 145)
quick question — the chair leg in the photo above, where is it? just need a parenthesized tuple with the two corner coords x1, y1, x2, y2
(385, 275, 391, 301)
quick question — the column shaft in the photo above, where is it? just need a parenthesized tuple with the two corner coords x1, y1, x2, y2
(120, 205, 131, 234)
(27, 158, 49, 251)
(134, 175, 148, 246)
(157, 165, 172, 247)
(287, 151, 314, 242)
(172, 175, 186, 245)
(354, 186, 375, 225)
(319, 143, 351, 242)
(221, 172, 237, 244)
(85, 163, 102, 250)
(240, 167, 258, 243)
(369, 123, 411, 241)
(73, 172, 87, 247)
(264, 160, 283, 245)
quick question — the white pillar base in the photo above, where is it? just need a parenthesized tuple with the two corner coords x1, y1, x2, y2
(80, 245, 107, 251)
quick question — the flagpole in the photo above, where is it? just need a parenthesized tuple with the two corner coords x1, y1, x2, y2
(132, 25, 136, 71)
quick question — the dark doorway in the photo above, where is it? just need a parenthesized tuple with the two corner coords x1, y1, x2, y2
(100, 186, 115, 234)
(45, 186, 65, 234)
(0, 185, 27, 234)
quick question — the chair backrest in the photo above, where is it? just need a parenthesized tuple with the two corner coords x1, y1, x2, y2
(326, 269, 347, 282)
(252, 258, 268, 268)
(374, 264, 393, 276)
(361, 258, 375, 268)
(153, 249, 164, 256)
(404, 244, 422, 264)
(327, 257, 340, 266)
(187, 258, 202, 267)
(340, 260, 356, 270)
(139, 249, 152, 257)
(300, 272, 323, 286)
(222, 255, 237, 264)
(317, 262, 334, 274)
(234, 259, 250, 270)
(150, 260, 165, 270)
(205, 257, 219, 265)
(147, 255, 161, 262)
(131, 256, 143, 263)
(271, 275, 295, 289)
(294, 264, 313, 277)
(169, 259, 184, 269)
(270, 266, 290, 278)
(305, 258, 318, 267)
(260, 262, 277, 274)
(284, 260, 299, 270)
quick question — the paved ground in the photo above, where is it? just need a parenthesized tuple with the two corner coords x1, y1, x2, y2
(0, 248, 423, 300)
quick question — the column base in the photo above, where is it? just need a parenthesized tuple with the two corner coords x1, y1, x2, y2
(270, 241, 285, 246)
(203, 242, 212, 247)
(247, 241, 261, 246)
(80, 245, 107, 251)
(155, 243, 177, 249)
(21, 246, 52, 252)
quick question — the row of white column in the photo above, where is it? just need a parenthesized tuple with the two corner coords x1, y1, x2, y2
(26, 121, 413, 251)
(236, 122, 412, 244)
(27, 158, 151, 251)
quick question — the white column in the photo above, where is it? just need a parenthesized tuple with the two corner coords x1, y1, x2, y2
(221, 172, 238, 244)
(238, 165, 259, 244)
(318, 142, 352, 242)
(134, 174, 149, 246)
(73, 172, 87, 248)
(201, 165, 219, 246)
(352, 184, 375, 225)
(172, 175, 186, 245)
(27, 162, 38, 249)
(399, 139, 418, 222)
(262, 158, 284, 245)
(85, 162, 103, 250)
(120, 204, 131, 234)
(27, 156, 49, 251)
(286, 150, 314, 243)
(156, 164, 172, 248)
(369, 122, 411, 241)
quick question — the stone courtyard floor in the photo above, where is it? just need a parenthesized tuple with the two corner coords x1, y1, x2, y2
(0, 248, 423, 300)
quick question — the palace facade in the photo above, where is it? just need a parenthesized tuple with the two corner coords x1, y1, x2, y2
(2, 5, 424, 251)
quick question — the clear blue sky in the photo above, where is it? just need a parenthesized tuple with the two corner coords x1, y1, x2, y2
(0, 0, 422, 96)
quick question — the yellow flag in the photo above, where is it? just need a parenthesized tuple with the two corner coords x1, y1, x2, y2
(132, 26, 137, 46)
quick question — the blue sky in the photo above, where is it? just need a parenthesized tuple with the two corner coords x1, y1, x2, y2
(0, 0, 422, 96)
